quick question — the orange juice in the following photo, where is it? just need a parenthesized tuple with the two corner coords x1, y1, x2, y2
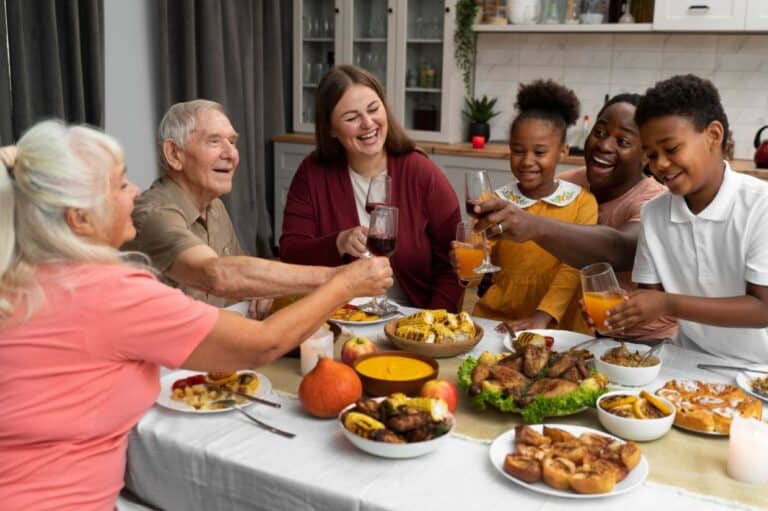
(583, 291, 625, 333)
(455, 245, 485, 281)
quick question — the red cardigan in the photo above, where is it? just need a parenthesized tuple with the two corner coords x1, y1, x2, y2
(280, 151, 462, 312)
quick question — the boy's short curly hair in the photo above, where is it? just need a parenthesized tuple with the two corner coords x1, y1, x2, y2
(635, 74, 729, 151)
(511, 79, 580, 142)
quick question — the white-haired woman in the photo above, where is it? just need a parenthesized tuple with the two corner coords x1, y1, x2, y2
(0, 121, 392, 510)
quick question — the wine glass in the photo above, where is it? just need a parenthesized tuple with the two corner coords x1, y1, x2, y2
(464, 171, 500, 274)
(454, 221, 485, 288)
(360, 205, 399, 314)
(365, 174, 391, 214)
(580, 262, 625, 335)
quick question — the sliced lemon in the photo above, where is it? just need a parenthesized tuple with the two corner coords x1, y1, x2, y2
(601, 395, 637, 410)
(641, 390, 673, 416)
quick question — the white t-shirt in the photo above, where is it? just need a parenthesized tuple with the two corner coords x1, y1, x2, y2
(632, 162, 768, 363)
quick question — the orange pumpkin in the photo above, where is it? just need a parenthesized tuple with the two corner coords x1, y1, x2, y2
(299, 357, 362, 418)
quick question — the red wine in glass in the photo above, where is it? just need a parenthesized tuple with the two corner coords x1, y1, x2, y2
(366, 235, 397, 257)
(365, 202, 387, 214)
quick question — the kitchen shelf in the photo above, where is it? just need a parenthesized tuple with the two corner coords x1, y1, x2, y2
(405, 87, 442, 93)
(472, 23, 653, 32)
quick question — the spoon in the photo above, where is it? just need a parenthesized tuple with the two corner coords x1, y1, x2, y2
(214, 400, 295, 438)
(636, 340, 665, 367)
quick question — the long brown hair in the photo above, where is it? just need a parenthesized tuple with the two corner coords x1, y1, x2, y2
(314, 65, 414, 164)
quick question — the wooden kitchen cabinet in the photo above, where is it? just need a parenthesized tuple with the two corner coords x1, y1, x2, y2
(292, 0, 464, 143)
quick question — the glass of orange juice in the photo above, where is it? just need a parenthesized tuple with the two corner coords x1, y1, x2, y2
(580, 262, 625, 334)
(455, 221, 486, 287)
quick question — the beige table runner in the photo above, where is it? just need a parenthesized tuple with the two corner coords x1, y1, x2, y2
(259, 339, 766, 509)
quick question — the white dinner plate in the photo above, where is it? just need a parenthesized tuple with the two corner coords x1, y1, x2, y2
(502, 329, 595, 353)
(156, 370, 273, 414)
(736, 369, 768, 403)
(328, 297, 401, 326)
(489, 424, 649, 499)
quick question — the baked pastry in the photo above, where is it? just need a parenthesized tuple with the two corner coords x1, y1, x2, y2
(658, 379, 762, 434)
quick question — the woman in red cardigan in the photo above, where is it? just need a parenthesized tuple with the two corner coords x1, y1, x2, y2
(280, 65, 462, 311)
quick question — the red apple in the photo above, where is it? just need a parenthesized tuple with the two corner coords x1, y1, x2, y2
(420, 378, 458, 413)
(341, 336, 376, 366)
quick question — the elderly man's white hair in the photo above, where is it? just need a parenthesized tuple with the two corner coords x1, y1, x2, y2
(158, 99, 226, 171)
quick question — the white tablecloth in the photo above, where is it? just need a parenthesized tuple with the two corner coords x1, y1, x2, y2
(125, 310, 762, 511)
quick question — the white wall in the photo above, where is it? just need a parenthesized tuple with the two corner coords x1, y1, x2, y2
(475, 33, 768, 159)
(104, 0, 158, 191)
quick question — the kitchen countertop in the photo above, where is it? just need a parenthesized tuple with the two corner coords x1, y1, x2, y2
(273, 133, 767, 179)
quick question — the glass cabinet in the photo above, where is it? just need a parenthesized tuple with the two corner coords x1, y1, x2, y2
(293, 0, 463, 142)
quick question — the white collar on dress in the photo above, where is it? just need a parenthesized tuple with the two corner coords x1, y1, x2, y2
(495, 179, 582, 209)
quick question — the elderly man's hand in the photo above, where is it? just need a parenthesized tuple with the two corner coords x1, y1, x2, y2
(474, 198, 539, 242)
(336, 256, 393, 298)
(336, 226, 369, 258)
(247, 298, 274, 320)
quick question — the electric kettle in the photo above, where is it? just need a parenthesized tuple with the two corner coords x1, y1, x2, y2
(754, 125, 768, 169)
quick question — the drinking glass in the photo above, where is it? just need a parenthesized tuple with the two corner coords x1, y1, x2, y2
(365, 174, 391, 214)
(360, 206, 399, 314)
(464, 171, 500, 274)
(580, 262, 625, 335)
(454, 221, 485, 287)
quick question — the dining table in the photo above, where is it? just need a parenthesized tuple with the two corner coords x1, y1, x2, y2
(124, 304, 766, 511)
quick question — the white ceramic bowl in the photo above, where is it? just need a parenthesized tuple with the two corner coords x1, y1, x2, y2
(580, 12, 605, 24)
(597, 390, 675, 441)
(338, 399, 454, 458)
(593, 344, 662, 387)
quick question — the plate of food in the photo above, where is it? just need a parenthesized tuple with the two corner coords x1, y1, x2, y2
(489, 424, 648, 498)
(501, 329, 595, 354)
(656, 379, 763, 436)
(458, 345, 608, 423)
(736, 370, 768, 403)
(338, 394, 454, 458)
(384, 309, 483, 358)
(328, 298, 401, 326)
(157, 370, 273, 414)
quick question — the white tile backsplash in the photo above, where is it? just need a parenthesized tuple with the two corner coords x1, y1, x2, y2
(476, 32, 768, 159)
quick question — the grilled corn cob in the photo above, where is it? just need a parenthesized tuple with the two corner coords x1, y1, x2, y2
(343, 412, 386, 439)
(381, 393, 449, 422)
(395, 324, 435, 343)
(432, 323, 457, 344)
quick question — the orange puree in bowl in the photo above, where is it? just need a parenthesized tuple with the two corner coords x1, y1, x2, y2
(356, 356, 434, 381)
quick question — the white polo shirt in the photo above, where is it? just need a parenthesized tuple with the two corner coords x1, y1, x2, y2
(632, 162, 768, 363)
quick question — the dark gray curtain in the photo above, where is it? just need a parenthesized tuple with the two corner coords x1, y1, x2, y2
(0, 0, 103, 145)
(158, 0, 286, 257)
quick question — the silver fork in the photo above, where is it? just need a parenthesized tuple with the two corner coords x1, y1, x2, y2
(636, 339, 666, 367)
(214, 400, 295, 438)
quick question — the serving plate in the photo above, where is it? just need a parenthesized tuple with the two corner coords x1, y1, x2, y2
(502, 329, 595, 353)
(328, 297, 401, 326)
(489, 424, 649, 498)
(338, 398, 454, 458)
(156, 370, 273, 414)
(736, 369, 768, 403)
(384, 319, 484, 358)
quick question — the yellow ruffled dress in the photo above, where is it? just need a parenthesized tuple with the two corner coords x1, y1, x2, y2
(473, 180, 598, 333)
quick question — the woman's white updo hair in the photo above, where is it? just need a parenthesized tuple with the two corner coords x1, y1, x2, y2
(0, 120, 126, 318)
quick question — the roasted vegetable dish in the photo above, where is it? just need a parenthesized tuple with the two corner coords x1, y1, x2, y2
(751, 376, 768, 398)
(599, 391, 672, 419)
(341, 394, 453, 443)
(394, 309, 476, 344)
(458, 333, 607, 423)
(331, 304, 380, 322)
(171, 371, 260, 410)
(504, 425, 642, 494)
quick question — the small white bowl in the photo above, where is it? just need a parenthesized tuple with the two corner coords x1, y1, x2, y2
(580, 12, 605, 24)
(593, 344, 662, 387)
(338, 399, 454, 458)
(597, 390, 675, 441)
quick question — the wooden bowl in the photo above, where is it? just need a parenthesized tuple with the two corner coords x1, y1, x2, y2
(383, 318, 484, 358)
(284, 322, 342, 359)
(353, 351, 439, 397)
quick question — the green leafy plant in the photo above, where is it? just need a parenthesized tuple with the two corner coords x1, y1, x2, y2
(463, 95, 500, 123)
(454, 0, 480, 96)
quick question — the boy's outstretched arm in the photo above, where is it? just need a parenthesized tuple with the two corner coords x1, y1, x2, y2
(606, 283, 768, 331)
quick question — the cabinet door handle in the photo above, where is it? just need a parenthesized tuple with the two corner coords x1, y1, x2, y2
(388, 7, 392, 13)
(334, 7, 339, 14)
(687, 5, 710, 12)
(445, 7, 450, 13)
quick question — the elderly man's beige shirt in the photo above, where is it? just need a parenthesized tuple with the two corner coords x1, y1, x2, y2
(124, 175, 245, 307)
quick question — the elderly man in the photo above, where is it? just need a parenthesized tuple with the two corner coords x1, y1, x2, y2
(124, 100, 338, 307)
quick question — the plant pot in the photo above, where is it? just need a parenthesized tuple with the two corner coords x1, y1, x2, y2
(469, 122, 490, 142)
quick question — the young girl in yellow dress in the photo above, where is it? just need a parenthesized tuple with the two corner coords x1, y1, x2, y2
(473, 80, 597, 333)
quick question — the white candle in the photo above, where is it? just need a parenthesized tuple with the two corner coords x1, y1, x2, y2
(300, 327, 334, 375)
(727, 416, 768, 484)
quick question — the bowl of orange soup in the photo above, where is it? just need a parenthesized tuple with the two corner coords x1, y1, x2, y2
(353, 351, 439, 397)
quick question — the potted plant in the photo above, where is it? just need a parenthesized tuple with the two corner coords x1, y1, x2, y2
(463, 95, 500, 141)
(453, 0, 481, 96)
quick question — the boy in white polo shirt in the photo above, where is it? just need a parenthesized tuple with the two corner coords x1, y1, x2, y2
(605, 74, 768, 363)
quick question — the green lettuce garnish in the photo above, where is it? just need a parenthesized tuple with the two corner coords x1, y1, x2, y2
(457, 356, 607, 423)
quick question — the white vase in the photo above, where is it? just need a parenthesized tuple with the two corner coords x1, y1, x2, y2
(509, 0, 539, 25)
